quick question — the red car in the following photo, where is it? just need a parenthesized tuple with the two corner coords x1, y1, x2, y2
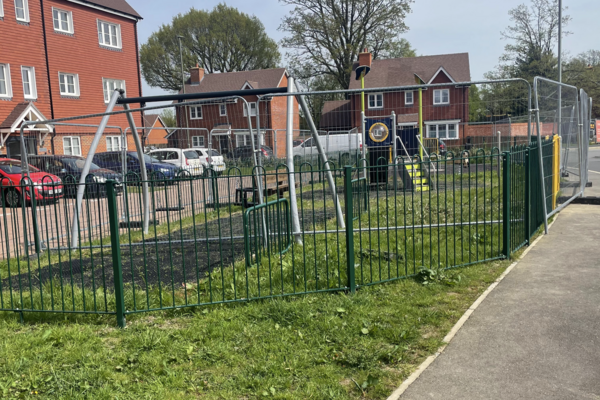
(0, 158, 64, 207)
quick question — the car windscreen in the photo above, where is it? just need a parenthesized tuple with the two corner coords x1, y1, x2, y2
(62, 158, 103, 171)
(130, 153, 161, 163)
(0, 161, 39, 174)
(184, 151, 200, 159)
(208, 150, 220, 157)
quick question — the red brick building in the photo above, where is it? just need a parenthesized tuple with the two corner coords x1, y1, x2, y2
(321, 52, 471, 144)
(143, 113, 169, 148)
(172, 67, 299, 157)
(0, 0, 142, 157)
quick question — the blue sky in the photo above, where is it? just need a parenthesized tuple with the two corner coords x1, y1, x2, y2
(127, 0, 599, 98)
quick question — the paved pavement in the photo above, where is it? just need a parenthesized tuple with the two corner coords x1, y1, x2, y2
(400, 204, 600, 400)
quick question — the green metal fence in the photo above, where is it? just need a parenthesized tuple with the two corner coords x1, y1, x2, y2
(0, 144, 549, 326)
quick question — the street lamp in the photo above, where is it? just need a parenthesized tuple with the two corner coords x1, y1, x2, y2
(177, 35, 190, 146)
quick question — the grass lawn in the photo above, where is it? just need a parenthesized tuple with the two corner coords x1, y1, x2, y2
(0, 254, 516, 399)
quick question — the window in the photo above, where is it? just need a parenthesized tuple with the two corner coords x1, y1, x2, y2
(190, 106, 202, 120)
(220, 103, 227, 116)
(58, 72, 79, 96)
(426, 122, 459, 139)
(97, 20, 121, 48)
(433, 89, 450, 105)
(52, 8, 73, 33)
(102, 78, 125, 102)
(0, 0, 4, 18)
(192, 136, 205, 147)
(63, 137, 81, 156)
(0, 64, 12, 98)
(405, 91, 414, 105)
(236, 133, 258, 147)
(106, 136, 125, 151)
(368, 93, 383, 109)
(21, 66, 36, 99)
(243, 102, 257, 117)
(14, 0, 28, 22)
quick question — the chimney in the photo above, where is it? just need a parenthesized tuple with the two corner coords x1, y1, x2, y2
(358, 48, 372, 67)
(189, 64, 204, 84)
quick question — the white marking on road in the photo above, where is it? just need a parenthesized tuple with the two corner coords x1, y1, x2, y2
(589, 170, 600, 175)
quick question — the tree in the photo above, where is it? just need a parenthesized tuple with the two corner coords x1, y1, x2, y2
(140, 4, 281, 92)
(483, 0, 570, 118)
(564, 50, 600, 118)
(159, 109, 177, 128)
(279, 0, 413, 90)
(487, 0, 570, 82)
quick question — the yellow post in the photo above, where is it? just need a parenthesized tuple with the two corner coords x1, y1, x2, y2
(552, 134, 561, 209)
(361, 72, 365, 113)
(418, 87, 423, 160)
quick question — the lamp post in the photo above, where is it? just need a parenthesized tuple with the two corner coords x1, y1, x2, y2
(177, 35, 190, 146)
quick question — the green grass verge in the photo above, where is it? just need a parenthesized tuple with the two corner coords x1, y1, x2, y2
(0, 255, 514, 399)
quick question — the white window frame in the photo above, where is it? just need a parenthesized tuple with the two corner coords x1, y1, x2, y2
(0, 63, 13, 99)
(0, 0, 5, 18)
(21, 66, 36, 100)
(63, 136, 82, 156)
(106, 136, 125, 152)
(236, 133, 258, 147)
(425, 120, 460, 140)
(52, 7, 74, 34)
(243, 102, 257, 117)
(405, 91, 414, 105)
(97, 19, 121, 49)
(368, 93, 383, 109)
(14, 0, 28, 22)
(192, 136, 205, 147)
(219, 103, 227, 116)
(102, 78, 125, 103)
(433, 89, 450, 105)
(58, 72, 79, 96)
(189, 106, 202, 120)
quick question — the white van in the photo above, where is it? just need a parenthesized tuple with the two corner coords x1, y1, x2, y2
(147, 148, 204, 176)
(292, 133, 362, 164)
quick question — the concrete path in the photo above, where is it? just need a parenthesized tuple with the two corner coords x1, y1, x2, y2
(400, 204, 600, 400)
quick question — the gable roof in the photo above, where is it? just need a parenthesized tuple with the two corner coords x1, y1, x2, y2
(69, 0, 142, 19)
(319, 100, 352, 130)
(143, 114, 160, 128)
(348, 53, 470, 90)
(182, 68, 287, 95)
(0, 103, 53, 133)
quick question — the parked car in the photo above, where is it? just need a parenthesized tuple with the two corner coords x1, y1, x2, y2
(192, 148, 226, 174)
(28, 155, 122, 198)
(232, 145, 274, 162)
(92, 151, 179, 181)
(147, 148, 204, 176)
(292, 134, 362, 164)
(0, 158, 64, 206)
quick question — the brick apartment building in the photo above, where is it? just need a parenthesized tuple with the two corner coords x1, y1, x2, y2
(0, 0, 143, 158)
(171, 66, 299, 157)
(320, 52, 471, 145)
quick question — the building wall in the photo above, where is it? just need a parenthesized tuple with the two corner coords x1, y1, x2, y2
(0, 0, 52, 123)
(350, 73, 469, 141)
(173, 73, 300, 157)
(145, 120, 169, 146)
(44, 0, 142, 132)
(51, 131, 137, 155)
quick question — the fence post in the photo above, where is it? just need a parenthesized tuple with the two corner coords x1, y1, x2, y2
(106, 180, 126, 328)
(344, 166, 356, 294)
(502, 152, 511, 259)
(524, 148, 531, 243)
